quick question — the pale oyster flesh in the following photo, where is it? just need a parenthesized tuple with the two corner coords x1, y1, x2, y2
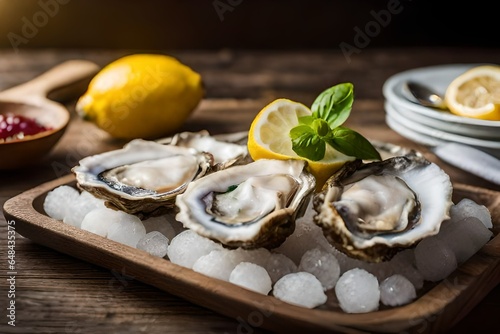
(314, 152, 453, 262)
(206, 174, 298, 224)
(73, 139, 213, 217)
(100, 155, 200, 195)
(337, 174, 419, 234)
(158, 130, 250, 169)
(175, 159, 316, 249)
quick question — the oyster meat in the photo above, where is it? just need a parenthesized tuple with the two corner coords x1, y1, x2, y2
(313, 152, 453, 262)
(73, 139, 213, 217)
(158, 130, 250, 169)
(175, 159, 316, 249)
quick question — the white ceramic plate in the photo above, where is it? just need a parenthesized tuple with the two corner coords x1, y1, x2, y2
(385, 103, 500, 158)
(386, 100, 500, 140)
(383, 64, 500, 138)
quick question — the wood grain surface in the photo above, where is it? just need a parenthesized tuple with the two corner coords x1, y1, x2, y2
(1, 48, 499, 334)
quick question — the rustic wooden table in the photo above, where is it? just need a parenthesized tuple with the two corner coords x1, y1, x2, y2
(0, 48, 499, 334)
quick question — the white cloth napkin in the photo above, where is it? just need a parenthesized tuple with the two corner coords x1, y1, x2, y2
(432, 143, 500, 185)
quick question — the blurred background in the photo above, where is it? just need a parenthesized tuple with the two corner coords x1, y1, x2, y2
(0, 0, 498, 51)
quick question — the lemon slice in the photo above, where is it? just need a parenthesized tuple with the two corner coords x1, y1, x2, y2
(247, 98, 355, 190)
(444, 65, 500, 121)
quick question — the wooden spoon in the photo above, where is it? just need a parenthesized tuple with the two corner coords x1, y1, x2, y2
(0, 60, 100, 169)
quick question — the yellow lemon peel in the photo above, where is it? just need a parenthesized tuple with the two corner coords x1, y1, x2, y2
(77, 54, 204, 139)
(445, 65, 500, 121)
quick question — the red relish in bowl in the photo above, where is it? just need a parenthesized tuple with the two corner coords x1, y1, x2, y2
(0, 113, 51, 142)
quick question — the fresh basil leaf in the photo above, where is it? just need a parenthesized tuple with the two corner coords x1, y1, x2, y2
(297, 115, 317, 126)
(288, 82, 378, 163)
(311, 118, 330, 137)
(290, 125, 326, 161)
(311, 83, 354, 129)
(325, 126, 381, 160)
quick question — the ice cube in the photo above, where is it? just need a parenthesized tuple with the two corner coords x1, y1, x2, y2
(63, 190, 106, 228)
(298, 247, 340, 290)
(273, 272, 327, 309)
(273, 202, 333, 264)
(142, 214, 179, 241)
(137, 231, 169, 258)
(437, 216, 493, 263)
(364, 261, 395, 283)
(80, 207, 121, 237)
(264, 253, 297, 284)
(106, 212, 146, 248)
(330, 247, 367, 274)
(43, 185, 80, 220)
(388, 249, 424, 290)
(414, 236, 457, 282)
(379, 274, 416, 307)
(450, 198, 492, 229)
(335, 268, 380, 313)
(167, 230, 223, 268)
(193, 248, 239, 281)
(228, 247, 271, 268)
(229, 262, 272, 295)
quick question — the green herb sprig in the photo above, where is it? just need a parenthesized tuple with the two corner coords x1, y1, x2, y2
(290, 83, 381, 161)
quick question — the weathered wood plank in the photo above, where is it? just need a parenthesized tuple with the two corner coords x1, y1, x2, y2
(1, 48, 499, 334)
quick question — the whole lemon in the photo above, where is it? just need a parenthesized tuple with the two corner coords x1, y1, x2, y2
(76, 54, 204, 139)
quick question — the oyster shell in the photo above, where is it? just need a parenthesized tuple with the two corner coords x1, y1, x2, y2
(73, 139, 213, 217)
(313, 152, 453, 262)
(175, 159, 316, 249)
(158, 130, 250, 169)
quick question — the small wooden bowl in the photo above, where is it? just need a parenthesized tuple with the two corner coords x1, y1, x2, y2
(0, 60, 100, 169)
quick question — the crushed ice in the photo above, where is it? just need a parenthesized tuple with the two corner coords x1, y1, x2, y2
(44, 186, 494, 313)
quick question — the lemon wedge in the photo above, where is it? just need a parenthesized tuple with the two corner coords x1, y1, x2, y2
(444, 65, 500, 121)
(247, 98, 355, 189)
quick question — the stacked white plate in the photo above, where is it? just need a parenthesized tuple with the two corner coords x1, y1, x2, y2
(382, 64, 500, 158)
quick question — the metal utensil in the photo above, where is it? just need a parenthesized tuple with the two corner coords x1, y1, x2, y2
(404, 81, 448, 110)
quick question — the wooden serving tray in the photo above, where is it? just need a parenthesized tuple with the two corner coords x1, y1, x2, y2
(3, 174, 500, 333)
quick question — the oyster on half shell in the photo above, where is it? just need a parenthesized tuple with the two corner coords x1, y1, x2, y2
(313, 151, 453, 262)
(175, 159, 316, 249)
(157, 130, 250, 170)
(73, 139, 213, 217)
